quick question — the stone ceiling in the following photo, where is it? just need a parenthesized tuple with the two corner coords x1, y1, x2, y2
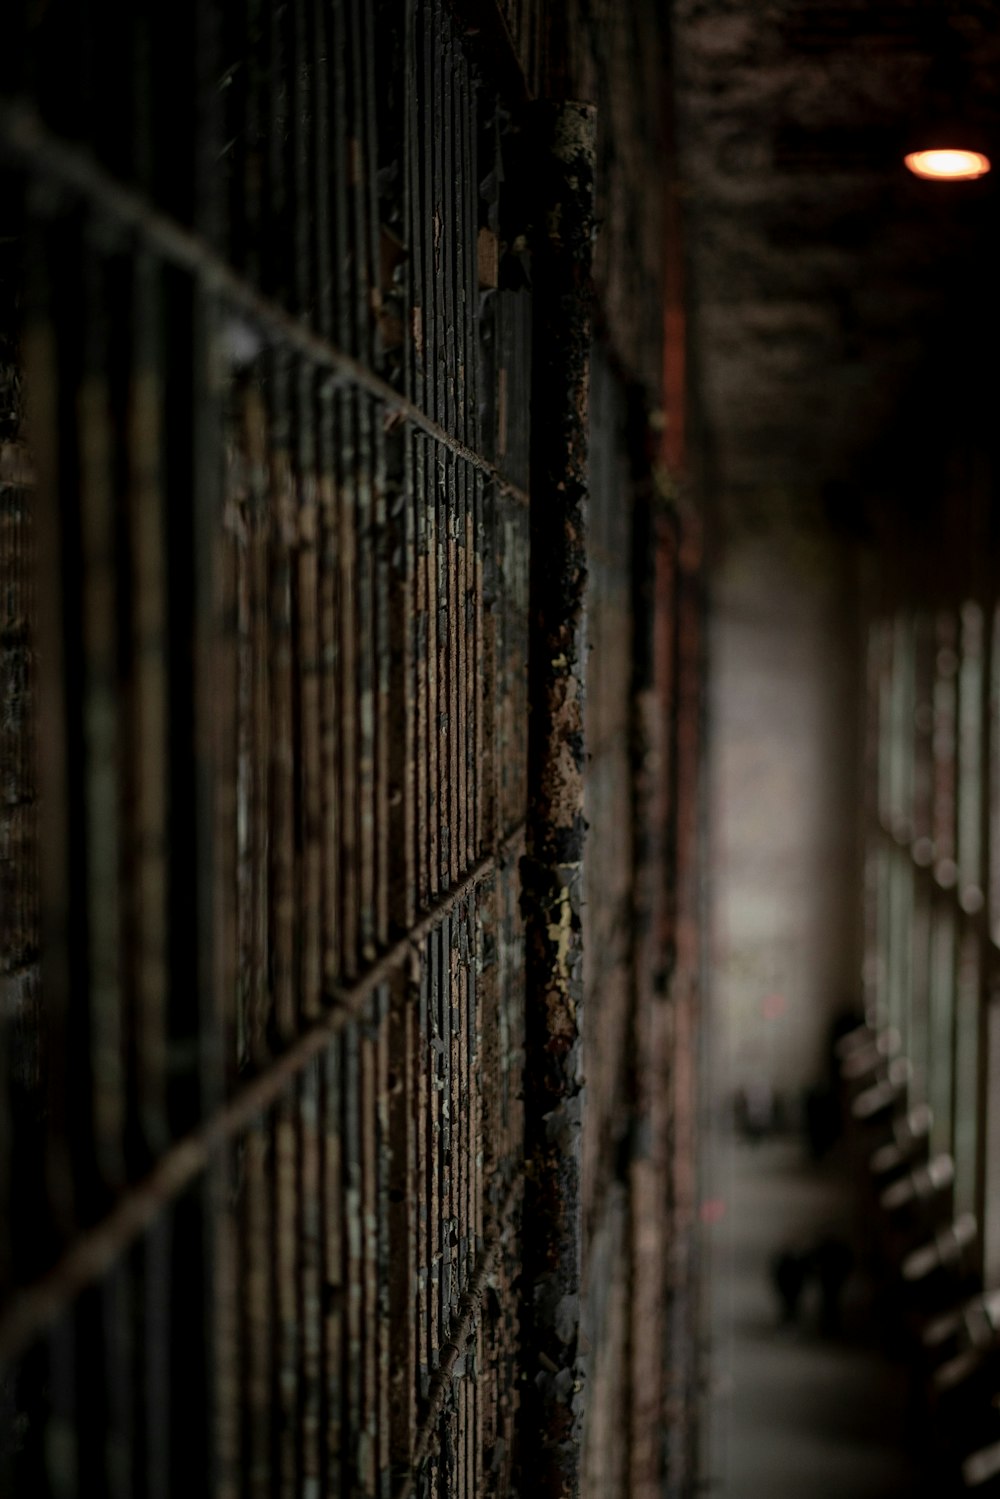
(672, 0, 1000, 528)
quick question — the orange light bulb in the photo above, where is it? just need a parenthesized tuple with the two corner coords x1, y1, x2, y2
(904, 148, 991, 181)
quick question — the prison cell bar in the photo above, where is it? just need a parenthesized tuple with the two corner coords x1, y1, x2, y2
(0, 818, 526, 1371)
(0, 100, 530, 511)
(0, 12, 536, 1492)
(520, 99, 597, 1499)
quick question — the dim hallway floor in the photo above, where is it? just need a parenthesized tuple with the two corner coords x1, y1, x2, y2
(702, 1131, 929, 1499)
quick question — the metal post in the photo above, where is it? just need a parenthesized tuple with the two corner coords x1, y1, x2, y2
(520, 99, 596, 1499)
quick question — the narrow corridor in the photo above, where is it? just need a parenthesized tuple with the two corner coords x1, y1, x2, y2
(705, 1132, 924, 1498)
(4, 3, 1000, 1494)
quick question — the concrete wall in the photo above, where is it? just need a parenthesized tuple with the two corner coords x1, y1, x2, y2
(708, 518, 862, 1116)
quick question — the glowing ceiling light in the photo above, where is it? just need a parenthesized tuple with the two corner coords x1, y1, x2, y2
(904, 148, 991, 181)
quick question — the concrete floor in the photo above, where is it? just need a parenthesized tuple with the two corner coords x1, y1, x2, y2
(702, 1132, 928, 1498)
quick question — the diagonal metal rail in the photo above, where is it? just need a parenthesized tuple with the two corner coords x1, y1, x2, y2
(0, 823, 525, 1369)
(0, 99, 529, 507)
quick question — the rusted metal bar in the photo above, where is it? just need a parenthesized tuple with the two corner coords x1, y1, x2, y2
(393, 1174, 522, 1499)
(78, 234, 125, 1195)
(388, 962, 417, 1476)
(300, 1060, 323, 1493)
(416, 434, 432, 910)
(0, 99, 530, 511)
(0, 823, 524, 1370)
(428, 447, 442, 902)
(357, 394, 377, 965)
(274, 1091, 300, 1494)
(2, 5, 555, 1494)
(429, 0, 444, 432)
(297, 374, 324, 1030)
(20, 214, 73, 1293)
(459, 68, 475, 878)
(267, 355, 298, 1045)
(242, 384, 273, 1071)
(375, 423, 392, 957)
(317, 388, 342, 999)
(0, 5, 677, 1494)
(241, 1110, 273, 1497)
(322, 1037, 344, 1496)
(519, 99, 596, 1499)
(214, 1150, 239, 1499)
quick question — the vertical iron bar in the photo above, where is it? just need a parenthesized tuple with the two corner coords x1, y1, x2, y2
(416, 944, 429, 1446)
(343, 1022, 362, 1491)
(427, 443, 440, 902)
(323, 1039, 344, 1497)
(407, 0, 425, 415)
(215, 1149, 239, 1499)
(129, 248, 170, 1157)
(274, 1089, 299, 1497)
(244, 385, 272, 1066)
(520, 100, 596, 1499)
(375, 410, 392, 952)
(447, 451, 459, 885)
(338, 389, 360, 974)
(244, 1116, 272, 1499)
(330, 0, 351, 351)
(264, 0, 288, 305)
(439, 915, 452, 1393)
(442, 22, 455, 443)
(360, 1011, 378, 1496)
(268, 354, 296, 1045)
(458, 67, 473, 876)
(299, 370, 323, 1024)
(348, 0, 377, 964)
(319, 382, 341, 988)
(22, 213, 73, 1289)
(375, 987, 391, 1495)
(428, 930, 441, 1383)
(415, 434, 429, 911)
(311, 0, 332, 340)
(48, 1304, 77, 1498)
(389, 965, 417, 1477)
(140, 1209, 171, 1499)
(423, 2, 438, 429)
(358, 389, 377, 961)
(315, 1046, 331, 1499)
(104, 1256, 134, 1499)
(79, 232, 125, 1198)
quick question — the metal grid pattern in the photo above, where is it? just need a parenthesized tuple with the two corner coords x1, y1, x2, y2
(0, 3, 703, 1497)
(866, 597, 1000, 1286)
(0, 3, 531, 1494)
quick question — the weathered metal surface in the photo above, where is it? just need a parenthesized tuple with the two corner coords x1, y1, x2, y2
(519, 99, 596, 1499)
(0, 4, 531, 1493)
(0, 2, 706, 1496)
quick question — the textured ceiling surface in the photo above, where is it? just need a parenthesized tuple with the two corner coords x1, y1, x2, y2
(672, 1, 1000, 523)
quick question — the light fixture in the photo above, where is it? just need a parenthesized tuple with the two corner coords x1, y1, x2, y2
(902, 19, 992, 184)
(904, 147, 991, 182)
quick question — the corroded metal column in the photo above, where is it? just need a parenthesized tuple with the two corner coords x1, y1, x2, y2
(520, 99, 596, 1499)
